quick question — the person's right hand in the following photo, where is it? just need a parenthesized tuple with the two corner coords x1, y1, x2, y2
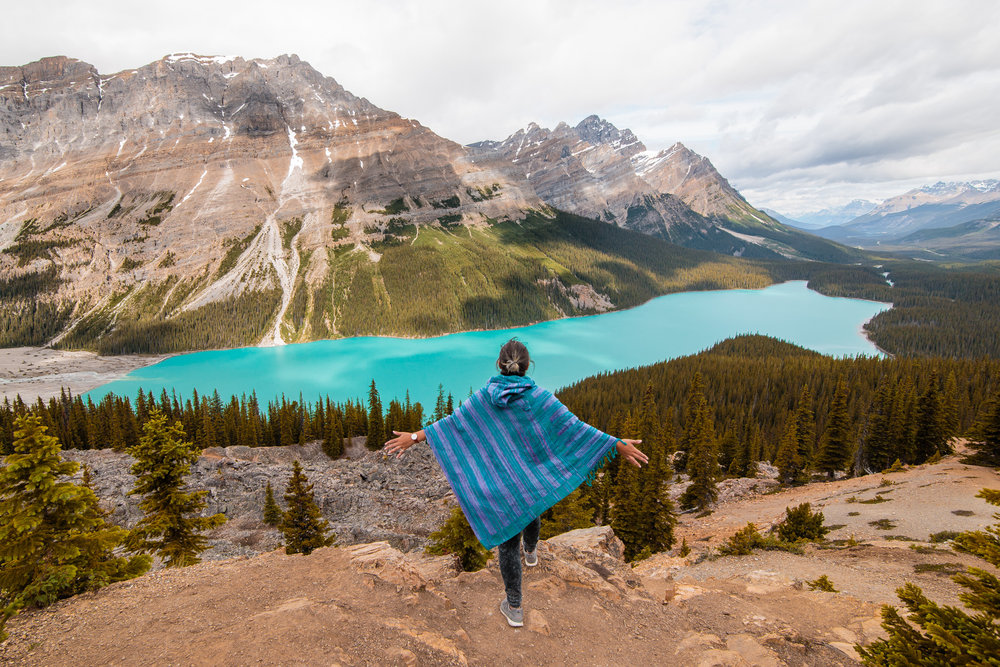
(617, 439, 648, 467)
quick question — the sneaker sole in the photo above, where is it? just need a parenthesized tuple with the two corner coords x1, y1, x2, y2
(500, 601, 524, 627)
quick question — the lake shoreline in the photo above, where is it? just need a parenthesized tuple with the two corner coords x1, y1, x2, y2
(0, 347, 173, 404)
(0, 281, 892, 405)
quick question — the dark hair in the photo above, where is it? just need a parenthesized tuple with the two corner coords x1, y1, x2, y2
(497, 338, 530, 376)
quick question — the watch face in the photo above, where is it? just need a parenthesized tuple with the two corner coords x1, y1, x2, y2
(411, 433, 418, 441)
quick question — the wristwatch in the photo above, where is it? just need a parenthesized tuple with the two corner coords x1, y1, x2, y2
(410, 432, 419, 442)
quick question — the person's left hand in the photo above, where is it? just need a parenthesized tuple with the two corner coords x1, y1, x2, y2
(617, 439, 648, 467)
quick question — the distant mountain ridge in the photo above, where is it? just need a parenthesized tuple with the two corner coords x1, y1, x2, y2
(812, 180, 1000, 248)
(765, 200, 877, 230)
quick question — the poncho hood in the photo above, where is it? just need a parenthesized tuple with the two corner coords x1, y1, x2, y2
(486, 374, 537, 408)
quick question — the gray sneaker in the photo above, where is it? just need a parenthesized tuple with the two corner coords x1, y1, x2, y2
(500, 599, 523, 627)
(523, 547, 538, 567)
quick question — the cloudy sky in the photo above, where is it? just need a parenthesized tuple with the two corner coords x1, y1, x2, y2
(4, 0, 999, 215)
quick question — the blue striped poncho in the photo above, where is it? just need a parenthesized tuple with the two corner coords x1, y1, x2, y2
(424, 374, 619, 549)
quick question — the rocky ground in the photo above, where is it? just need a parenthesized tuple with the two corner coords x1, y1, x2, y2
(1, 446, 997, 665)
(64, 439, 454, 562)
(0, 346, 170, 403)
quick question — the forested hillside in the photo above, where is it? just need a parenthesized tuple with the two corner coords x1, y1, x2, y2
(557, 335, 1000, 473)
(767, 259, 1000, 358)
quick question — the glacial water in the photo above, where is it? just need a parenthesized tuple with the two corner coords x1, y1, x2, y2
(86, 281, 890, 408)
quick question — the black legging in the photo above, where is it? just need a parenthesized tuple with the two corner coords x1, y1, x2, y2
(497, 516, 541, 608)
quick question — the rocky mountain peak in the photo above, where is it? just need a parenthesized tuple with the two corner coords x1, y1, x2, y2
(574, 114, 645, 158)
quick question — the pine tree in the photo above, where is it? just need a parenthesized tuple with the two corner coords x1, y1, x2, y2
(969, 386, 1000, 465)
(680, 376, 719, 511)
(127, 408, 226, 567)
(858, 488, 1000, 664)
(262, 482, 282, 526)
(433, 384, 446, 422)
(774, 418, 805, 485)
(0, 416, 150, 640)
(858, 378, 895, 474)
(610, 412, 644, 558)
(815, 378, 853, 478)
(322, 401, 344, 459)
(426, 506, 491, 572)
(280, 461, 334, 555)
(941, 371, 960, 436)
(912, 371, 948, 462)
(540, 488, 595, 539)
(793, 387, 816, 467)
(365, 380, 384, 451)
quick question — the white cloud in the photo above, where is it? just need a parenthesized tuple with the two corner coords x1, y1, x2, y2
(2, 0, 998, 214)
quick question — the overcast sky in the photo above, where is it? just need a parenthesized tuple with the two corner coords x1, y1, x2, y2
(4, 0, 999, 215)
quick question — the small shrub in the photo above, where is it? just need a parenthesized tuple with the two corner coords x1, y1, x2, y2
(807, 575, 838, 592)
(718, 523, 800, 556)
(912, 562, 964, 575)
(869, 519, 896, 530)
(846, 496, 858, 504)
(426, 506, 492, 572)
(925, 451, 943, 464)
(884, 459, 905, 473)
(879, 477, 893, 487)
(719, 523, 766, 555)
(848, 511, 860, 516)
(884, 535, 918, 541)
(678, 538, 691, 557)
(928, 530, 960, 543)
(859, 494, 891, 504)
(776, 503, 830, 542)
(908, 544, 942, 554)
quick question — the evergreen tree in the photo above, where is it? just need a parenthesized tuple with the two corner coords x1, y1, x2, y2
(728, 422, 761, 479)
(680, 376, 719, 511)
(321, 404, 344, 459)
(941, 371, 960, 437)
(262, 482, 282, 526)
(774, 419, 805, 485)
(433, 384, 446, 422)
(858, 488, 1000, 664)
(969, 386, 1000, 465)
(815, 378, 853, 478)
(858, 378, 895, 474)
(127, 409, 226, 567)
(540, 488, 594, 539)
(610, 412, 644, 558)
(280, 461, 334, 555)
(426, 506, 491, 572)
(365, 380, 384, 451)
(718, 422, 738, 474)
(793, 387, 816, 467)
(0, 416, 150, 640)
(912, 371, 949, 462)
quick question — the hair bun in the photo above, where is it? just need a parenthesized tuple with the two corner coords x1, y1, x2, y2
(503, 359, 520, 372)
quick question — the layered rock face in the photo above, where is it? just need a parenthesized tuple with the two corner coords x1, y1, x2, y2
(0, 54, 540, 347)
(471, 114, 791, 253)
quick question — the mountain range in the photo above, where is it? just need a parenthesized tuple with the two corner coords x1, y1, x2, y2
(808, 180, 1000, 254)
(763, 200, 877, 230)
(0, 54, 851, 353)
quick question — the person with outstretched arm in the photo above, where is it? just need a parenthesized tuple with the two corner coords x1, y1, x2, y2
(384, 338, 647, 627)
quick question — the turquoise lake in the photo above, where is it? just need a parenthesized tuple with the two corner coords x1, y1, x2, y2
(86, 281, 891, 408)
